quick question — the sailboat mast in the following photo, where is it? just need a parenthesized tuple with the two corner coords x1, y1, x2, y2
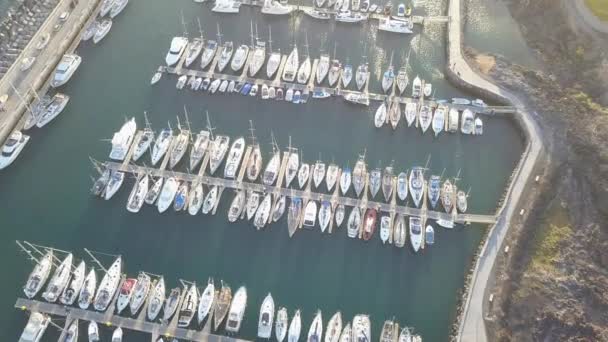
(268, 25, 273, 53)
(250, 21, 255, 48)
(249, 120, 256, 145)
(205, 110, 216, 141)
(180, 10, 187, 37)
(305, 32, 309, 57)
(197, 17, 203, 40)
(216, 22, 222, 46)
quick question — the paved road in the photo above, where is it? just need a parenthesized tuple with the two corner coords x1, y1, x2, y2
(447, 0, 545, 341)
(0, 0, 100, 145)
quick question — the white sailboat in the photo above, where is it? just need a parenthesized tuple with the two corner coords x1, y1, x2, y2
(93, 256, 122, 311)
(231, 44, 250, 71)
(282, 36, 299, 82)
(381, 51, 395, 93)
(42, 253, 72, 303)
(339, 167, 351, 195)
(267, 26, 282, 78)
(276, 307, 289, 342)
(297, 33, 312, 84)
(316, 53, 330, 84)
(404, 102, 417, 127)
(409, 216, 422, 252)
(157, 177, 178, 213)
(197, 280, 215, 324)
(308, 311, 323, 342)
(225, 286, 247, 333)
(288, 310, 302, 342)
(224, 136, 246, 179)
(298, 162, 310, 189)
(326, 312, 342, 342)
(248, 23, 266, 77)
(78, 268, 96, 310)
(23, 251, 53, 299)
(147, 277, 166, 321)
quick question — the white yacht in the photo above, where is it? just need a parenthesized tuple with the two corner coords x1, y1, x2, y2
(288, 310, 302, 342)
(475, 117, 483, 135)
(308, 311, 323, 342)
(326, 311, 342, 342)
(178, 283, 199, 327)
(318, 200, 332, 232)
(0, 130, 29, 170)
(355, 62, 368, 90)
(23, 250, 53, 299)
(461, 109, 475, 134)
(419, 105, 432, 133)
(212, 0, 241, 13)
(99, 0, 114, 17)
(50, 54, 81, 88)
(209, 135, 230, 175)
(298, 163, 310, 189)
(42, 253, 72, 303)
(78, 268, 96, 309)
(303, 200, 318, 227)
(316, 54, 330, 84)
(396, 68, 409, 94)
(335, 10, 367, 23)
(130, 272, 151, 315)
(426, 225, 435, 245)
(201, 40, 218, 70)
(189, 130, 210, 170)
(151, 128, 172, 165)
(327, 59, 341, 87)
(339, 167, 351, 195)
(341, 63, 353, 88)
(285, 151, 299, 187)
(380, 215, 391, 243)
(276, 307, 288, 342)
(111, 327, 123, 342)
(216, 41, 234, 72)
(88, 321, 99, 342)
(262, 0, 293, 14)
(126, 174, 148, 213)
(157, 177, 178, 213)
(202, 185, 218, 214)
(231, 45, 249, 72)
(409, 216, 423, 252)
(109, 0, 128, 18)
(165, 36, 188, 66)
(226, 286, 247, 333)
(197, 280, 215, 324)
(254, 193, 272, 229)
(263, 151, 281, 186)
(224, 137, 246, 179)
(374, 102, 387, 128)
(187, 182, 204, 215)
(109, 117, 136, 161)
(405, 102, 417, 127)
(282, 46, 299, 82)
(448, 107, 459, 132)
(378, 17, 414, 33)
(93, 19, 112, 44)
(248, 40, 267, 77)
(19, 312, 51, 342)
(258, 293, 275, 338)
(115, 277, 136, 314)
(312, 161, 326, 188)
(246, 191, 261, 220)
(326, 164, 339, 191)
(132, 128, 154, 162)
(93, 257, 122, 311)
(59, 260, 85, 305)
(432, 105, 446, 136)
(147, 277, 166, 321)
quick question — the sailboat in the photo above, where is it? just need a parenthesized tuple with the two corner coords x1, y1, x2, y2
(352, 153, 367, 197)
(276, 307, 289, 342)
(266, 26, 282, 78)
(263, 136, 281, 186)
(393, 214, 406, 247)
(308, 311, 323, 342)
(224, 137, 246, 179)
(213, 282, 232, 330)
(285, 138, 299, 187)
(282, 37, 299, 82)
(404, 102, 417, 127)
(42, 253, 72, 303)
(419, 105, 432, 133)
(340, 167, 351, 195)
(409, 216, 423, 252)
(355, 53, 368, 90)
(168, 115, 190, 169)
(369, 167, 381, 199)
(341, 61, 353, 88)
(248, 23, 266, 77)
(381, 51, 395, 93)
(347, 207, 361, 238)
(231, 44, 249, 72)
(409, 167, 424, 207)
(59, 261, 85, 306)
(200, 35, 218, 70)
(397, 171, 408, 201)
(298, 162, 310, 189)
(226, 286, 247, 333)
(297, 33, 312, 84)
(318, 200, 332, 232)
(316, 51, 330, 84)
(185, 18, 204, 67)
(247, 121, 263, 181)
(328, 44, 341, 87)
(374, 101, 387, 128)
(126, 173, 149, 213)
(326, 163, 339, 191)
(312, 160, 326, 188)
(78, 268, 96, 310)
(23, 250, 53, 299)
(177, 283, 199, 327)
(197, 280, 215, 324)
(254, 193, 272, 229)
(287, 198, 302, 237)
(388, 100, 401, 129)
(217, 41, 234, 72)
(326, 312, 343, 342)
(146, 277, 165, 321)
(288, 310, 302, 342)
(381, 164, 394, 201)
(93, 257, 122, 312)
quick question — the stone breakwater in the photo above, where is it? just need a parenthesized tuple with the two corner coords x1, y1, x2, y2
(0, 0, 60, 77)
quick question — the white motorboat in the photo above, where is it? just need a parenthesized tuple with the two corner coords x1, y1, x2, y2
(409, 216, 423, 252)
(115, 277, 137, 314)
(457, 190, 468, 213)
(31, 93, 70, 128)
(285, 88, 294, 102)
(425, 225, 435, 245)
(104, 170, 124, 200)
(263, 151, 281, 186)
(374, 102, 387, 128)
(343, 92, 369, 106)
(246, 191, 261, 220)
(99, 0, 114, 17)
(258, 293, 275, 338)
(42, 253, 72, 303)
(202, 185, 218, 214)
(109, 0, 128, 18)
(147, 277, 166, 321)
(254, 193, 272, 229)
(93, 257, 122, 312)
(411, 76, 421, 98)
(335, 10, 367, 23)
(288, 310, 302, 342)
(419, 105, 432, 133)
(272, 195, 287, 222)
(209, 135, 230, 175)
(176, 75, 188, 90)
(285, 151, 299, 187)
(396, 68, 408, 94)
(351, 0, 360, 10)
(276, 307, 288, 342)
(189, 130, 210, 170)
(282, 46, 299, 82)
(397, 172, 408, 201)
(326, 164, 339, 191)
(327, 59, 341, 87)
(224, 137, 246, 179)
(303, 200, 318, 227)
(262, 0, 293, 14)
(231, 45, 249, 72)
(88, 321, 99, 342)
(339, 167, 351, 195)
(424, 83, 432, 97)
(335, 204, 345, 227)
(461, 109, 474, 134)
(261, 84, 270, 99)
(93, 19, 112, 44)
(35, 32, 51, 50)
(303, 8, 332, 20)
(157, 177, 178, 213)
(0, 130, 29, 170)
(298, 163, 310, 189)
(447, 107, 459, 133)
(380, 215, 391, 243)
(217, 41, 234, 72)
(308, 311, 323, 342)
(226, 286, 247, 333)
(248, 40, 267, 79)
(378, 17, 413, 33)
(316, 54, 330, 84)
(355, 62, 368, 90)
(187, 182, 204, 215)
(23, 250, 53, 299)
(318, 200, 332, 232)
(393, 215, 406, 247)
(219, 80, 229, 93)
(382, 165, 394, 201)
(250, 84, 259, 97)
(165, 36, 188, 66)
(177, 283, 199, 327)
(109, 117, 136, 161)
(50, 54, 81, 88)
(312, 161, 326, 188)
(212, 0, 241, 13)
(151, 128, 172, 165)
(409, 167, 424, 207)
(326, 311, 342, 342)
(201, 40, 218, 70)
(405, 102, 417, 127)
(197, 280, 215, 324)
(432, 105, 446, 136)
(78, 268, 96, 310)
(59, 260, 85, 305)
(341, 63, 353, 88)
(126, 174, 149, 213)
(111, 327, 122, 342)
(452, 97, 471, 105)
(474, 117, 483, 135)
(130, 272, 151, 315)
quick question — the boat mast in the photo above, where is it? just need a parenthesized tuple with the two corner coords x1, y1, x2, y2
(205, 110, 216, 141)
(304, 32, 310, 58)
(216, 22, 222, 46)
(143, 111, 152, 130)
(183, 105, 192, 138)
(180, 10, 187, 37)
(248, 119, 257, 146)
(197, 17, 204, 40)
(255, 23, 260, 44)
(332, 42, 337, 60)
(268, 25, 273, 54)
(9, 82, 33, 114)
(250, 21, 255, 48)
(389, 50, 394, 69)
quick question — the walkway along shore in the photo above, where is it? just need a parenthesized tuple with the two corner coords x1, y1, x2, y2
(445, 0, 546, 341)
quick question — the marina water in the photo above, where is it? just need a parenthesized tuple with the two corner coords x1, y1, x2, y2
(0, 0, 529, 340)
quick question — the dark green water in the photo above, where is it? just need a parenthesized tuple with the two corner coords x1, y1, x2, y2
(0, 0, 530, 341)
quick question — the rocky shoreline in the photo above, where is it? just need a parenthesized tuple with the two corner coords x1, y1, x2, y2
(461, 0, 608, 338)
(0, 0, 60, 77)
